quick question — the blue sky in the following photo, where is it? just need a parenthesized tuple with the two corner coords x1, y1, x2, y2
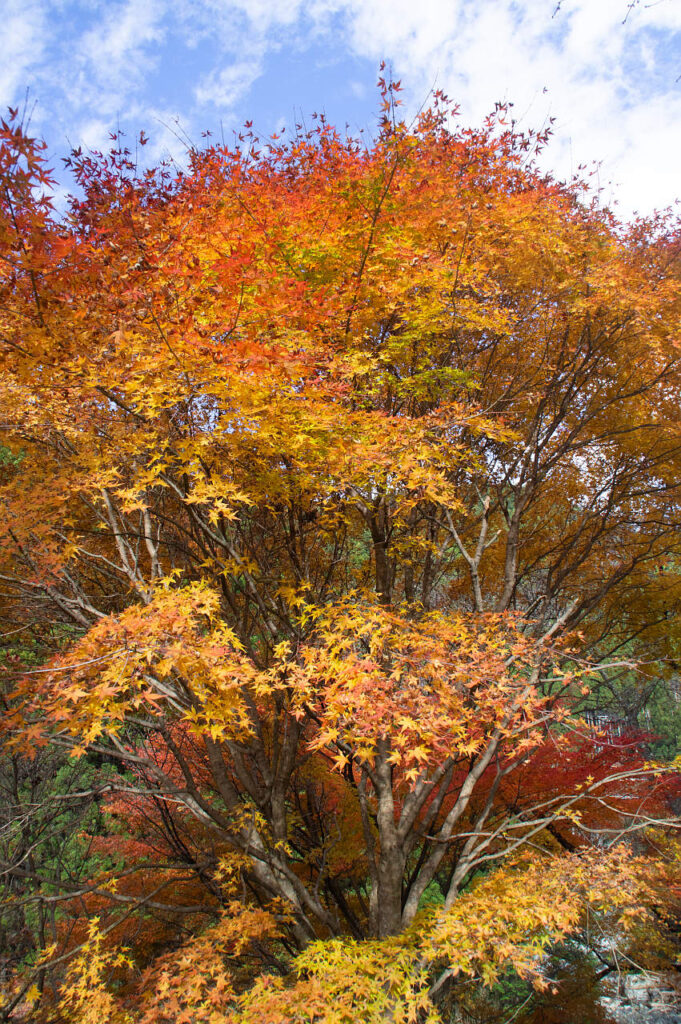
(3, 0, 681, 216)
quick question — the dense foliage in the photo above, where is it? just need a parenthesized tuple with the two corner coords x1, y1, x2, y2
(1, 80, 681, 1021)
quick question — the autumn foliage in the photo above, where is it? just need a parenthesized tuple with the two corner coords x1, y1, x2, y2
(1, 77, 681, 1021)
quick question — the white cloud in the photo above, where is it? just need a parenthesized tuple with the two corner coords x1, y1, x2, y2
(76, 117, 111, 152)
(0, 0, 46, 110)
(194, 59, 263, 110)
(78, 0, 165, 103)
(174, 0, 306, 53)
(314, 0, 681, 213)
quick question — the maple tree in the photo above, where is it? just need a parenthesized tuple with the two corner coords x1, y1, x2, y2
(1, 76, 681, 1020)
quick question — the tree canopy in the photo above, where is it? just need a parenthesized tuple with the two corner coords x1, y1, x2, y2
(1, 81, 681, 1022)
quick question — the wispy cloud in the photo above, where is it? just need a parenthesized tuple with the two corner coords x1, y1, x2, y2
(0, 0, 47, 110)
(194, 60, 264, 109)
(78, 0, 166, 99)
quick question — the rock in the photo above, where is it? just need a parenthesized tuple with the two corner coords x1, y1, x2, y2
(600, 972, 681, 1023)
